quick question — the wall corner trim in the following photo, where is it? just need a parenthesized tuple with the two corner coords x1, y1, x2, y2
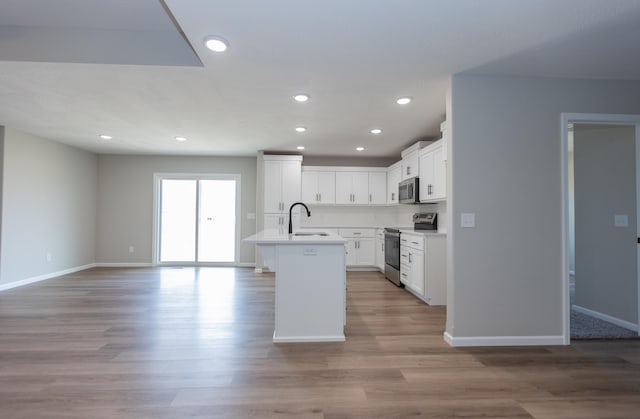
(444, 332, 566, 347)
(0, 263, 96, 292)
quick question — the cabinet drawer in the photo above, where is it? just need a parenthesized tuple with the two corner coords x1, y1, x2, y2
(400, 264, 410, 284)
(339, 228, 375, 238)
(400, 234, 425, 251)
(400, 245, 410, 265)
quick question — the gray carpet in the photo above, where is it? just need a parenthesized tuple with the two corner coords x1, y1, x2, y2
(570, 279, 638, 340)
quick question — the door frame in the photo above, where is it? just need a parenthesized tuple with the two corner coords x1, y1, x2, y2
(152, 172, 242, 266)
(561, 113, 640, 344)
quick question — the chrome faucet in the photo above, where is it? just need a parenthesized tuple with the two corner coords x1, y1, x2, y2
(288, 202, 311, 234)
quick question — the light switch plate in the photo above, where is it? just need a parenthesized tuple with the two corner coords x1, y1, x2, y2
(461, 213, 476, 228)
(614, 214, 629, 227)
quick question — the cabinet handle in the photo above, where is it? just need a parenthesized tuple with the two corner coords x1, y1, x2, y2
(411, 241, 419, 245)
(319, 193, 321, 201)
(407, 167, 411, 175)
(391, 192, 395, 200)
(369, 194, 372, 202)
(353, 232, 361, 235)
(409, 253, 412, 263)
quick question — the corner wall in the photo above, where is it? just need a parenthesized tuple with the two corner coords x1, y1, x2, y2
(447, 74, 640, 344)
(0, 128, 97, 287)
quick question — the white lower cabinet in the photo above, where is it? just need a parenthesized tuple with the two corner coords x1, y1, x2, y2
(339, 228, 376, 268)
(400, 232, 446, 305)
(375, 229, 385, 272)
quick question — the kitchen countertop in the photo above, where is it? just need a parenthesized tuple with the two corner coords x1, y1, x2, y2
(399, 228, 447, 236)
(243, 229, 347, 245)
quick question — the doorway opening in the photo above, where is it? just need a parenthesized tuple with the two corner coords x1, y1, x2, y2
(154, 174, 241, 265)
(562, 113, 640, 343)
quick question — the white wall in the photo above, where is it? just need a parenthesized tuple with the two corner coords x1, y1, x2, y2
(96, 154, 257, 265)
(447, 74, 640, 343)
(0, 128, 97, 286)
(574, 125, 637, 324)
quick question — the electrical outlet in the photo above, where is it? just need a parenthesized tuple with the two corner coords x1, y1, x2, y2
(46, 252, 52, 262)
(129, 246, 135, 253)
(461, 213, 476, 228)
(614, 214, 629, 227)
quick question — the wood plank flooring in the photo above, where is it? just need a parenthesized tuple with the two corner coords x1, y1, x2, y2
(1, 267, 639, 418)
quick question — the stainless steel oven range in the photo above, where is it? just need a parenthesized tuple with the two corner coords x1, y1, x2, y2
(383, 228, 403, 286)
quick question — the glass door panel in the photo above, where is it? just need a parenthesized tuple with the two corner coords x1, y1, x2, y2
(160, 179, 197, 262)
(198, 179, 236, 262)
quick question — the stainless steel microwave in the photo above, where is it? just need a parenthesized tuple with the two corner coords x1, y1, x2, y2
(398, 177, 420, 204)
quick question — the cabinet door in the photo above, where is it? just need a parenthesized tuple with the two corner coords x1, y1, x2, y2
(264, 161, 282, 212)
(281, 160, 301, 210)
(375, 237, 385, 271)
(356, 238, 376, 266)
(368, 172, 387, 204)
(431, 145, 446, 200)
(335, 172, 353, 204)
(301, 171, 319, 203)
(351, 172, 369, 204)
(316, 172, 336, 204)
(387, 165, 401, 203)
(424, 236, 447, 305)
(344, 239, 357, 265)
(418, 151, 432, 202)
(402, 151, 419, 180)
(409, 249, 425, 296)
(264, 214, 285, 231)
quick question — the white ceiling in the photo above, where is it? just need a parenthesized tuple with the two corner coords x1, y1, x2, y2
(1, 0, 640, 159)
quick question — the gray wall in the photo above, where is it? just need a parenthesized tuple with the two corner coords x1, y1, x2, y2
(447, 74, 640, 339)
(574, 125, 637, 324)
(96, 154, 257, 264)
(0, 128, 97, 286)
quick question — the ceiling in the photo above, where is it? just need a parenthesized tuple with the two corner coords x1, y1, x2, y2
(1, 0, 640, 159)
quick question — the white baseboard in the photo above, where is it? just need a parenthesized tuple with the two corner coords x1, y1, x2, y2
(236, 262, 255, 268)
(273, 333, 345, 343)
(0, 263, 96, 292)
(444, 332, 566, 347)
(572, 304, 639, 332)
(94, 263, 153, 268)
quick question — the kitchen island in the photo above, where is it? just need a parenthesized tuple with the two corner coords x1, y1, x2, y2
(243, 229, 347, 342)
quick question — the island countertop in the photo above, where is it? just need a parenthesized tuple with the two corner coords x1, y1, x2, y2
(243, 229, 346, 245)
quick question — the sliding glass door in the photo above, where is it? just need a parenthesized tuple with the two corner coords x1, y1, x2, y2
(157, 175, 239, 264)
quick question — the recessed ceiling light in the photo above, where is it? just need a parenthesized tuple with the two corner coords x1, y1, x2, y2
(295, 127, 307, 132)
(175, 136, 187, 142)
(296, 146, 305, 150)
(396, 97, 412, 105)
(204, 36, 228, 52)
(356, 147, 365, 151)
(293, 93, 309, 102)
(99, 134, 112, 140)
(370, 128, 382, 134)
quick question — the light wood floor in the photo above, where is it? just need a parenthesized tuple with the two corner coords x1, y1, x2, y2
(1, 267, 639, 418)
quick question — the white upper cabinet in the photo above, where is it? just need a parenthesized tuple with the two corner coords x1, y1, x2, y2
(302, 171, 336, 204)
(264, 157, 302, 213)
(387, 163, 401, 204)
(401, 150, 419, 180)
(335, 172, 369, 204)
(387, 164, 401, 204)
(368, 172, 387, 204)
(419, 139, 446, 202)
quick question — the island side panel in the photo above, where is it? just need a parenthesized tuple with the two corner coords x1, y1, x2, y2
(273, 244, 346, 342)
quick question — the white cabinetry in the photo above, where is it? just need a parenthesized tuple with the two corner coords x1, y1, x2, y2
(264, 157, 302, 213)
(262, 155, 302, 235)
(401, 150, 420, 180)
(375, 229, 385, 271)
(400, 232, 446, 305)
(302, 171, 335, 204)
(368, 172, 387, 204)
(387, 162, 401, 204)
(335, 172, 369, 204)
(340, 228, 376, 268)
(419, 139, 446, 202)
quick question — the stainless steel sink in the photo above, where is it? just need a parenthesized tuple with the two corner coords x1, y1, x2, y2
(293, 232, 329, 236)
